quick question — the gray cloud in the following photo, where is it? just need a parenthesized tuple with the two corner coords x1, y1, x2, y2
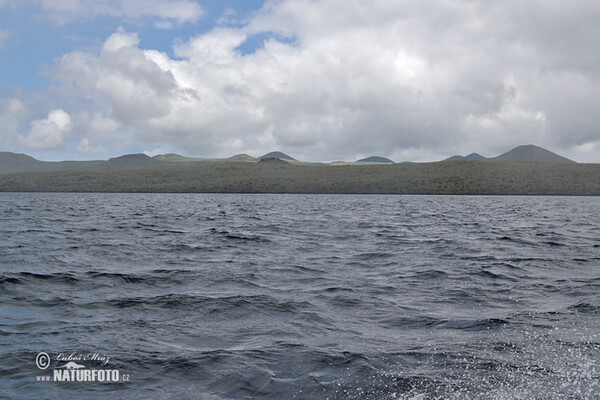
(7, 0, 600, 161)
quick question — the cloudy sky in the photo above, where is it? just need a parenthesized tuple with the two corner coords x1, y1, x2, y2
(1, 0, 599, 162)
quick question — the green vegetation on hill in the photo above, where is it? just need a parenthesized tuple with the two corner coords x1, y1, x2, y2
(444, 145, 574, 163)
(226, 154, 257, 162)
(0, 160, 598, 195)
(356, 156, 394, 163)
(152, 153, 258, 163)
(259, 151, 295, 160)
(0, 151, 259, 175)
(492, 144, 574, 162)
(0, 152, 45, 173)
(0, 151, 103, 174)
(152, 153, 202, 163)
(0, 144, 577, 176)
(105, 153, 161, 168)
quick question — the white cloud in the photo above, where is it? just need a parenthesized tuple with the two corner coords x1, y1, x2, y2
(217, 8, 239, 26)
(153, 21, 173, 30)
(86, 113, 121, 133)
(76, 137, 105, 154)
(7, 0, 203, 26)
(21, 109, 71, 148)
(9, 0, 600, 161)
(103, 28, 140, 52)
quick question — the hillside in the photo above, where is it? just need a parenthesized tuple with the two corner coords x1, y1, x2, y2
(0, 144, 578, 176)
(104, 154, 161, 168)
(465, 153, 487, 161)
(444, 145, 573, 163)
(227, 154, 257, 162)
(152, 153, 203, 163)
(0, 144, 583, 184)
(492, 144, 574, 162)
(152, 153, 258, 163)
(356, 156, 394, 163)
(0, 152, 46, 173)
(0, 151, 256, 174)
(0, 160, 599, 195)
(259, 151, 296, 160)
(0, 152, 103, 174)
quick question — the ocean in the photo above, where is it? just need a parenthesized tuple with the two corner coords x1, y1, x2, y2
(1, 193, 599, 399)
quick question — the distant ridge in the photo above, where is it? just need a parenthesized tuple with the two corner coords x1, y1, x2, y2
(0, 152, 45, 174)
(444, 145, 574, 163)
(465, 153, 487, 160)
(153, 153, 257, 163)
(152, 153, 201, 163)
(227, 153, 257, 162)
(445, 155, 465, 161)
(492, 144, 574, 163)
(446, 153, 486, 161)
(0, 151, 103, 174)
(356, 156, 394, 164)
(105, 154, 161, 168)
(259, 151, 295, 160)
(0, 144, 579, 176)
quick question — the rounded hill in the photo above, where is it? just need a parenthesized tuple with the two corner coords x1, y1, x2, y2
(105, 154, 161, 168)
(259, 151, 296, 160)
(356, 156, 394, 163)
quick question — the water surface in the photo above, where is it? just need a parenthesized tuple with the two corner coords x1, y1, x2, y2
(1, 193, 599, 399)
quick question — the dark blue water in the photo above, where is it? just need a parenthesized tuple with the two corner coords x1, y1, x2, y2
(1, 193, 599, 399)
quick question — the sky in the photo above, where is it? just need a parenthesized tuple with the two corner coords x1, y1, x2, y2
(1, 0, 599, 162)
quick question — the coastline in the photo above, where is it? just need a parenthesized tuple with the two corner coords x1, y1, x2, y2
(1, 160, 599, 195)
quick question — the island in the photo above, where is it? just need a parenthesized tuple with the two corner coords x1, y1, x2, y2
(0, 145, 598, 195)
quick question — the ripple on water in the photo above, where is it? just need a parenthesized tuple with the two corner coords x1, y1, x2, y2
(1, 193, 599, 399)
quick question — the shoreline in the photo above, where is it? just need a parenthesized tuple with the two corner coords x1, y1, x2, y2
(1, 160, 599, 196)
